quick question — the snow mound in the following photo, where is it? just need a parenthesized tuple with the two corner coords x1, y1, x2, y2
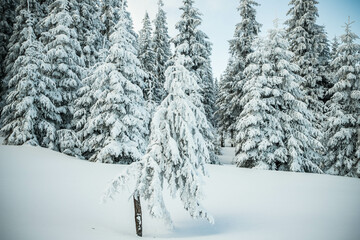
(1, 144, 360, 240)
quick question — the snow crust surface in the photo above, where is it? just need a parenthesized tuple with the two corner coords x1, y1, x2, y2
(1, 143, 360, 240)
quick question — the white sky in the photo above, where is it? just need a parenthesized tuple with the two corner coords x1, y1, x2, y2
(128, 0, 360, 79)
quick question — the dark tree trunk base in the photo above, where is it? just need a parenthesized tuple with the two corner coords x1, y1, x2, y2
(133, 194, 142, 237)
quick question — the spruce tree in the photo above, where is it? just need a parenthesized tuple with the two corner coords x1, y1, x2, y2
(138, 12, 156, 104)
(286, 0, 329, 130)
(81, 3, 149, 164)
(173, 0, 215, 123)
(172, 0, 218, 163)
(235, 22, 323, 173)
(216, 0, 261, 143)
(216, 58, 237, 146)
(100, 0, 138, 53)
(316, 25, 332, 102)
(326, 36, 341, 100)
(152, 0, 171, 102)
(103, 54, 213, 228)
(74, 0, 103, 69)
(330, 36, 340, 61)
(73, 0, 119, 143)
(100, 0, 120, 48)
(73, 49, 106, 154)
(0, 0, 18, 117)
(1, 0, 60, 149)
(40, 0, 84, 130)
(324, 20, 360, 178)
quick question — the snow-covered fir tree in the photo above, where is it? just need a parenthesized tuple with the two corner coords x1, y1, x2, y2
(100, 0, 138, 53)
(100, 0, 120, 48)
(81, 3, 149, 164)
(216, 58, 237, 146)
(286, 0, 329, 130)
(73, 0, 120, 144)
(172, 0, 218, 163)
(0, 0, 18, 79)
(73, 49, 106, 149)
(216, 0, 261, 143)
(324, 19, 360, 178)
(0, 0, 18, 118)
(138, 12, 157, 105)
(40, 0, 84, 130)
(172, 0, 215, 120)
(331, 36, 340, 61)
(1, 0, 61, 149)
(152, 0, 171, 102)
(329, 36, 340, 87)
(103, 54, 213, 226)
(316, 25, 332, 103)
(73, 0, 103, 69)
(235, 22, 323, 173)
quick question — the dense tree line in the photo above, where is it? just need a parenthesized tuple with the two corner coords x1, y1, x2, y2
(0, 0, 216, 165)
(217, 0, 360, 178)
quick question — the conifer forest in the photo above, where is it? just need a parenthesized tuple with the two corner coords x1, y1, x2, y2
(0, 0, 359, 239)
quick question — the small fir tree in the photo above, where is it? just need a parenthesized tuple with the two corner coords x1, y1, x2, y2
(324, 19, 360, 178)
(81, 3, 149, 164)
(172, 0, 218, 163)
(216, 0, 261, 143)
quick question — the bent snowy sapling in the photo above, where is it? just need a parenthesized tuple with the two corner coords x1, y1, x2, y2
(102, 54, 214, 236)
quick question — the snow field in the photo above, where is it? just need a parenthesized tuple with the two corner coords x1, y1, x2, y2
(1, 144, 360, 240)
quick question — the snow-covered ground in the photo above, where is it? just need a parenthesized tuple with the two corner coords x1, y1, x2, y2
(1, 143, 360, 240)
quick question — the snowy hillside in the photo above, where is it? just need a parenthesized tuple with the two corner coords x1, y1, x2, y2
(1, 144, 360, 240)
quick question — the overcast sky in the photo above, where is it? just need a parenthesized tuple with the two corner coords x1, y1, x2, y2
(128, 0, 360, 79)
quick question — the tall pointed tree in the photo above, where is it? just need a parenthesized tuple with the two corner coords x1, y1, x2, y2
(40, 0, 84, 130)
(172, 0, 218, 163)
(74, 0, 120, 142)
(1, 0, 60, 149)
(234, 22, 323, 173)
(74, 0, 103, 69)
(216, 0, 261, 143)
(324, 19, 360, 178)
(152, 0, 171, 102)
(81, 2, 149, 164)
(138, 12, 156, 104)
(316, 25, 332, 103)
(173, 0, 215, 123)
(286, 0, 329, 131)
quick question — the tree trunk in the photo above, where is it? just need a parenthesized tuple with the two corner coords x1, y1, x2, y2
(220, 132, 225, 147)
(230, 130, 235, 147)
(133, 194, 142, 237)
